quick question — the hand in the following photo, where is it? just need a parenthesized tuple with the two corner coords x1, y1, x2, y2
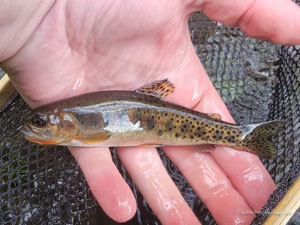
(2, 0, 300, 224)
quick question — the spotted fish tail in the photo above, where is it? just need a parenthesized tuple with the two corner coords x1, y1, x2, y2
(239, 120, 286, 158)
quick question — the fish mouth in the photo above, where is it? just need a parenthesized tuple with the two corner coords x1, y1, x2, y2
(20, 125, 59, 145)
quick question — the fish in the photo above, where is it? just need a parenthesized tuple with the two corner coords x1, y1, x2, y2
(20, 79, 285, 158)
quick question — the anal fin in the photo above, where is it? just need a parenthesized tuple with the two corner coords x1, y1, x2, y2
(184, 144, 216, 152)
(136, 79, 175, 98)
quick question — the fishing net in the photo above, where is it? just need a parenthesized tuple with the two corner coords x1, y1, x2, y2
(1, 10, 300, 225)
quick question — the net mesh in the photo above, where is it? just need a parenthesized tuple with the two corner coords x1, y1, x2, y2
(1, 11, 300, 225)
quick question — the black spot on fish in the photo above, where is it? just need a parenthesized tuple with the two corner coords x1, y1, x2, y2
(213, 131, 223, 140)
(158, 130, 163, 136)
(165, 120, 173, 132)
(195, 127, 205, 137)
(175, 133, 179, 138)
(203, 136, 209, 141)
(147, 117, 155, 130)
(227, 136, 236, 143)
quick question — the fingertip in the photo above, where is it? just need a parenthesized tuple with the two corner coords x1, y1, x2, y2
(164, 146, 255, 225)
(211, 147, 277, 212)
(117, 147, 201, 225)
(69, 147, 137, 223)
(89, 170, 137, 223)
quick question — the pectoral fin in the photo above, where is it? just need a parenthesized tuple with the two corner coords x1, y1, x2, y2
(136, 79, 175, 98)
(78, 132, 111, 144)
(26, 137, 59, 145)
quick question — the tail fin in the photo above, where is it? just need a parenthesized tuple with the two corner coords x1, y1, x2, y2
(240, 120, 286, 158)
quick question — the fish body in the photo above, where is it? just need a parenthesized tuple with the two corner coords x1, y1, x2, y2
(21, 79, 285, 158)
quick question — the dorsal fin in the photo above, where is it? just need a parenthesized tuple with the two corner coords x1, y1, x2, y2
(135, 79, 175, 98)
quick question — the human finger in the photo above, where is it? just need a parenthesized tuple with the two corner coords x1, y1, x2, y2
(186, 0, 300, 44)
(117, 146, 201, 225)
(164, 147, 255, 224)
(69, 146, 137, 223)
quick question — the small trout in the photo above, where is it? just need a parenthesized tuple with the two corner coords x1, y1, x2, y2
(21, 79, 285, 157)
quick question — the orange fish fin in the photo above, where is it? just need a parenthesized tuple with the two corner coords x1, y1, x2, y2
(78, 132, 111, 144)
(136, 79, 175, 98)
(26, 137, 59, 145)
(207, 113, 222, 120)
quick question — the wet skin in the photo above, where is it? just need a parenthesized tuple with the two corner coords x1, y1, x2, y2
(2, 0, 300, 224)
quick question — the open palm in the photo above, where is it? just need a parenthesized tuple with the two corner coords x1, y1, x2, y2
(3, 0, 300, 224)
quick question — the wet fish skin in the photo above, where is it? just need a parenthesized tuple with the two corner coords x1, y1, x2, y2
(20, 80, 285, 158)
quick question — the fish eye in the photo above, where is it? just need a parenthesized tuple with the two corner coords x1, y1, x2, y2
(30, 113, 47, 127)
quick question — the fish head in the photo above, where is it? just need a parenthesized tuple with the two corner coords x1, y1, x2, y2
(21, 109, 80, 145)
